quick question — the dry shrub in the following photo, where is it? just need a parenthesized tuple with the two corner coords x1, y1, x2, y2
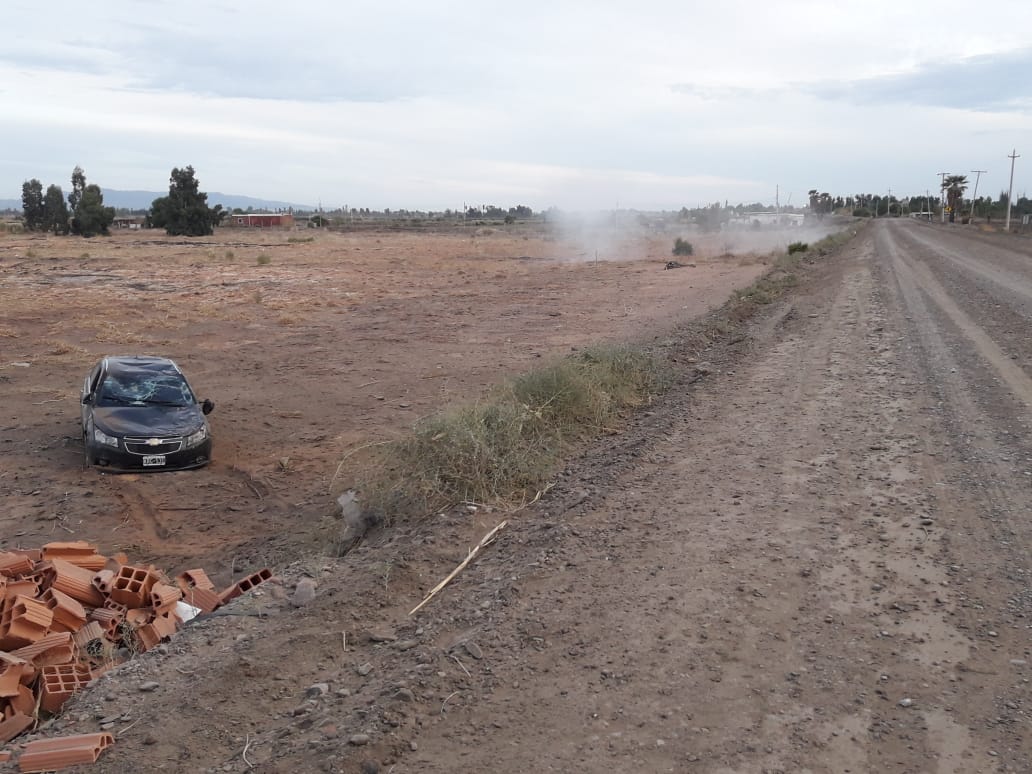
(347, 345, 662, 526)
(45, 340, 89, 357)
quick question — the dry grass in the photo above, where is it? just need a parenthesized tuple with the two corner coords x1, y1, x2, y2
(344, 345, 663, 527)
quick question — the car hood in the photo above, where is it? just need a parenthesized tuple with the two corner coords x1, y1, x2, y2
(93, 405, 204, 437)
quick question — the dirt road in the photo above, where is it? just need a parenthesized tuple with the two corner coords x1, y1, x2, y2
(8, 219, 1032, 772)
(388, 219, 1032, 773)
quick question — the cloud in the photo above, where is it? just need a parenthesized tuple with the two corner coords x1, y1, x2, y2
(804, 49, 1032, 112)
(3, 1, 1031, 209)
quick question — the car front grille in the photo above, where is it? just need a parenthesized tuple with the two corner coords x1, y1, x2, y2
(124, 437, 183, 455)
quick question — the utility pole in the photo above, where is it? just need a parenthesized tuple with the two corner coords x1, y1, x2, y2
(1005, 150, 1020, 232)
(937, 172, 950, 223)
(887, 187, 892, 217)
(969, 170, 986, 222)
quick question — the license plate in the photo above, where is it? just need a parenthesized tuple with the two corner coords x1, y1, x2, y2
(143, 455, 166, 467)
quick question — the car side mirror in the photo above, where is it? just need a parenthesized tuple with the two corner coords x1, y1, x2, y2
(201, 399, 215, 415)
(81, 394, 92, 405)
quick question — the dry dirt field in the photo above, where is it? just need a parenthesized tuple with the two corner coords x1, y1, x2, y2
(1, 220, 775, 769)
(6, 218, 1030, 774)
(0, 222, 770, 573)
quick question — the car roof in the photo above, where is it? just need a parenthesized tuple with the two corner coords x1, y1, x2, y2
(101, 355, 184, 378)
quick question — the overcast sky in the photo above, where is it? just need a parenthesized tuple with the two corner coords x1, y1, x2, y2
(3, 0, 1031, 211)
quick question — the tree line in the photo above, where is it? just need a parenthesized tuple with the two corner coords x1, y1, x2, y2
(20, 166, 225, 237)
(21, 167, 114, 237)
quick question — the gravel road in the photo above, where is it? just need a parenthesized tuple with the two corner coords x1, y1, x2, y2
(398, 219, 1032, 773)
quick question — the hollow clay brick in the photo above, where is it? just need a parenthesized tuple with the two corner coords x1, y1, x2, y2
(11, 632, 76, 667)
(219, 568, 273, 603)
(38, 663, 93, 715)
(0, 596, 53, 651)
(38, 588, 87, 634)
(92, 569, 115, 595)
(0, 554, 35, 579)
(102, 597, 128, 615)
(150, 582, 182, 613)
(3, 580, 40, 604)
(181, 585, 221, 613)
(18, 731, 114, 772)
(6, 550, 42, 568)
(84, 609, 121, 642)
(72, 621, 104, 649)
(40, 542, 106, 572)
(109, 565, 158, 608)
(175, 568, 215, 592)
(47, 560, 104, 607)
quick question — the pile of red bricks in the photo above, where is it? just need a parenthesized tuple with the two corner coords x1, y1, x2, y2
(0, 540, 271, 763)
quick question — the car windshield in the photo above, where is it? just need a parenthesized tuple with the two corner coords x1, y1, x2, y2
(97, 370, 195, 408)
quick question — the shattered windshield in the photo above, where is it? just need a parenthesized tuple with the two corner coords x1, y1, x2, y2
(97, 370, 195, 408)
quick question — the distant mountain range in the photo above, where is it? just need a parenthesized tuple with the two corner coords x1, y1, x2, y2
(0, 189, 315, 212)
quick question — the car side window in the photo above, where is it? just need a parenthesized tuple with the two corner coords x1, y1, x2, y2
(88, 366, 103, 398)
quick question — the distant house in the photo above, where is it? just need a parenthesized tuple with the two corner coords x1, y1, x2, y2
(228, 213, 295, 228)
(112, 216, 145, 230)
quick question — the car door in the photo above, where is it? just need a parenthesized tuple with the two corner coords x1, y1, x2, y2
(81, 362, 103, 434)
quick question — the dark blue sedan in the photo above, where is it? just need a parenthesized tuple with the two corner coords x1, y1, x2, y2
(80, 356, 214, 471)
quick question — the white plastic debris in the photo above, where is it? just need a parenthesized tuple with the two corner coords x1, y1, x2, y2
(175, 600, 202, 623)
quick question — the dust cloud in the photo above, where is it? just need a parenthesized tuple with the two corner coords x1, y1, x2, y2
(546, 210, 844, 263)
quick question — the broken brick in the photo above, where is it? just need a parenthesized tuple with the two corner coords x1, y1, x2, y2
(0, 711, 34, 744)
(136, 612, 179, 652)
(0, 655, 36, 699)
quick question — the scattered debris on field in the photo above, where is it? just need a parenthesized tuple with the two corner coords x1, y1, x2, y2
(0, 540, 271, 768)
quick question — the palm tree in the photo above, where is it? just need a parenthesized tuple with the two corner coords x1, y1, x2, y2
(943, 175, 968, 221)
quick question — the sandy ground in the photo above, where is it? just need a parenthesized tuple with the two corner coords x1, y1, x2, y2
(6, 218, 1030, 773)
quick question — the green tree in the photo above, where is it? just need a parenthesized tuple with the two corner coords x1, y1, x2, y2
(68, 166, 87, 214)
(21, 179, 45, 231)
(148, 166, 225, 236)
(71, 184, 115, 237)
(943, 175, 968, 222)
(43, 184, 70, 234)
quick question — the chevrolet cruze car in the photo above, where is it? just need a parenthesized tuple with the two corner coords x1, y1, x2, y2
(81, 356, 214, 471)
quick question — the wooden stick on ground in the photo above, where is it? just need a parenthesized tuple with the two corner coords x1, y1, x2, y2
(409, 520, 509, 615)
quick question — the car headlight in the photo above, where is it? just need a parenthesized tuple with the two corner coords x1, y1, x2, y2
(93, 426, 119, 448)
(184, 425, 209, 449)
